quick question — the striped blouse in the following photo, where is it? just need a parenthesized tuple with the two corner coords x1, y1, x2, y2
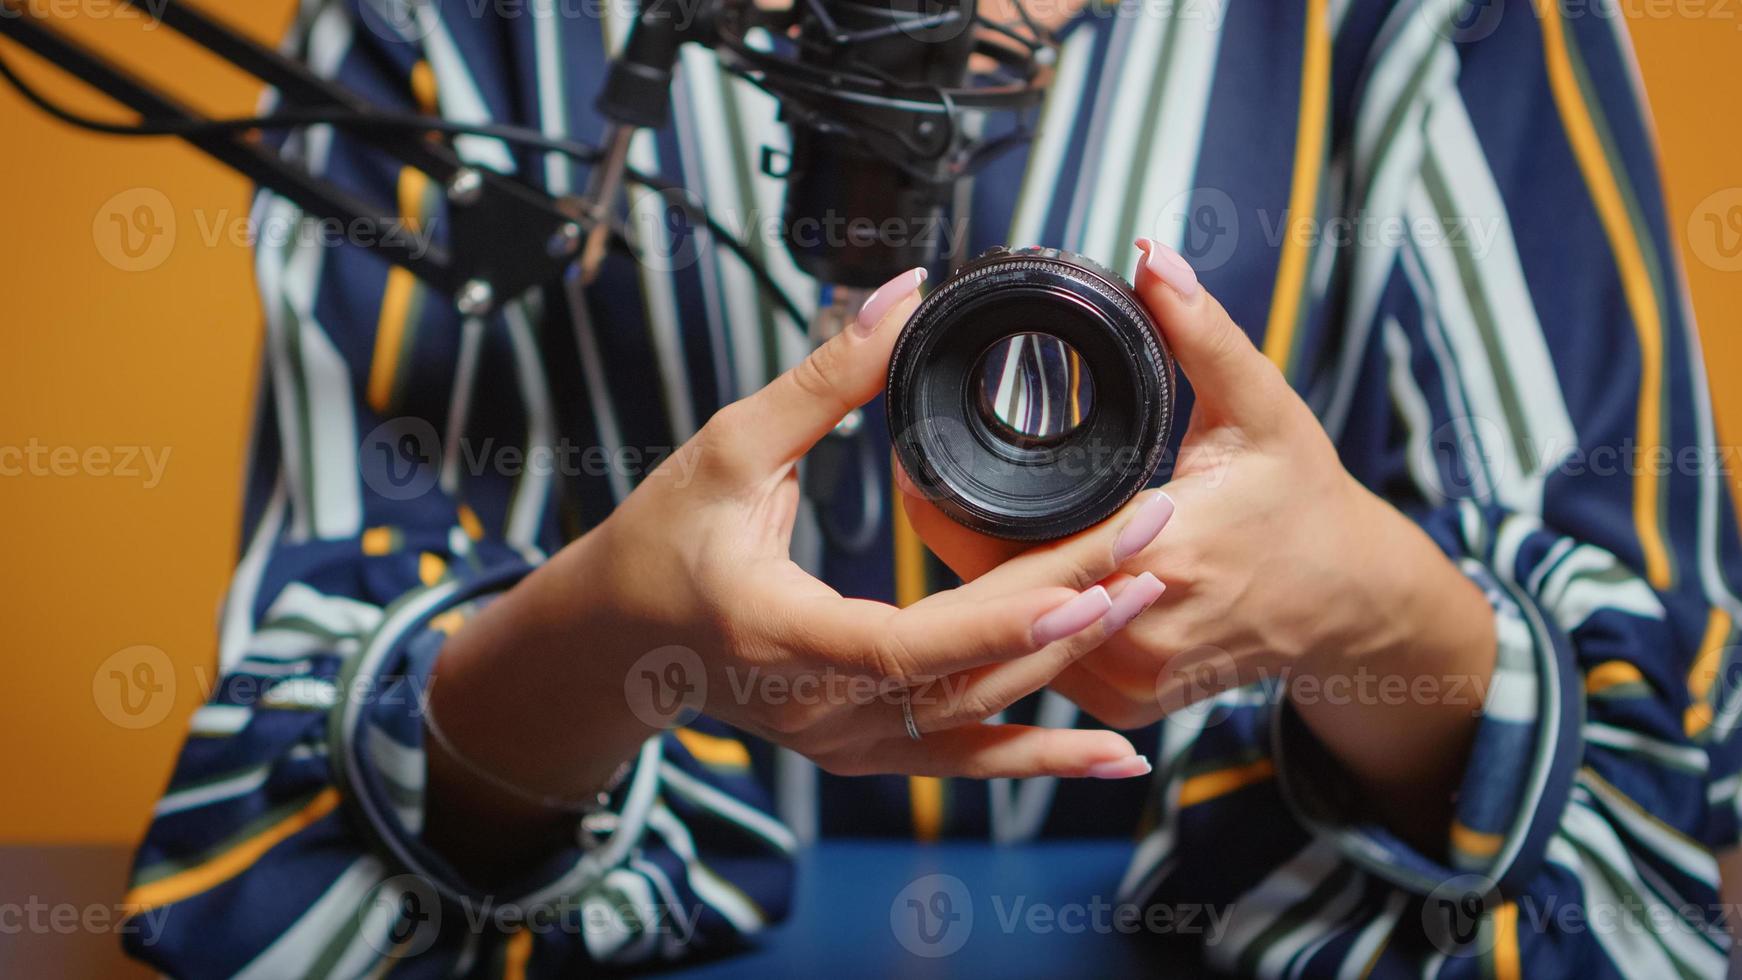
(122, 0, 1742, 975)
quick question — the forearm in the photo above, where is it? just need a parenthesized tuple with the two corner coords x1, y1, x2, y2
(424, 543, 656, 886)
(1288, 480, 1497, 851)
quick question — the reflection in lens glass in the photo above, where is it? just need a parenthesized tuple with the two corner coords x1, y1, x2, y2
(973, 332, 1096, 448)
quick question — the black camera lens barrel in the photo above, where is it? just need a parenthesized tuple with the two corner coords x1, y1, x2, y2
(887, 246, 1177, 541)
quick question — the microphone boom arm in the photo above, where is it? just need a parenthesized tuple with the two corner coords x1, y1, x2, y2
(0, 0, 1056, 309)
(0, 0, 583, 317)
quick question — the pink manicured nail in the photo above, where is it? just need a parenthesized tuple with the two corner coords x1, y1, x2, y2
(1086, 755, 1153, 780)
(1032, 585, 1112, 647)
(1113, 492, 1174, 564)
(1103, 572, 1165, 633)
(1135, 238, 1199, 299)
(854, 267, 927, 336)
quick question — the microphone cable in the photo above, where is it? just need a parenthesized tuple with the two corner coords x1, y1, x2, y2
(0, 40, 909, 554)
(0, 46, 808, 331)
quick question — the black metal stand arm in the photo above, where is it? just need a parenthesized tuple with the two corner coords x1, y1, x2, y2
(0, 0, 1052, 318)
(0, 0, 584, 317)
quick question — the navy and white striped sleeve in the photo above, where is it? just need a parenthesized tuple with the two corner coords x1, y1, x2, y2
(1274, 0, 1742, 969)
(119, 3, 795, 975)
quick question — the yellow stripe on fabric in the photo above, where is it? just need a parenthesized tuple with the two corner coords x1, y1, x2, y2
(1357, 934, 1390, 980)
(1069, 354, 1083, 427)
(502, 928, 532, 980)
(1534, 0, 1671, 589)
(909, 775, 944, 843)
(1689, 608, 1730, 701)
(366, 166, 431, 413)
(1581, 766, 1707, 852)
(362, 526, 396, 556)
(368, 270, 418, 412)
(1450, 821, 1504, 858)
(410, 60, 438, 114)
(1491, 900, 1522, 980)
(123, 788, 341, 912)
(1177, 758, 1275, 808)
(1687, 610, 1728, 736)
(893, 478, 943, 840)
(676, 727, 752, 769)
(430, 609, 467, 636)
(894, 477, 927, 608)
(458, 504, 485, 540)
(1685, 702, 1713, 739)
(418, 552, 447, 586)
(1585, 659, 1645, 695)
(1259, 0, 1331, 375)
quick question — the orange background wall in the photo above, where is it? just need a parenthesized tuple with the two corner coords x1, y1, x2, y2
(1, 3, 1739, 845)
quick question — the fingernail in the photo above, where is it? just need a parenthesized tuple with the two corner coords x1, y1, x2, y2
(1135, 238, 1199, 299)
(1086, 755, 1153, 780)
(854, 267, 927, 337)
(1113, 491, 1174, 564)
(1032, 585, 1112, 647)
(1102, 572, 1165, 633)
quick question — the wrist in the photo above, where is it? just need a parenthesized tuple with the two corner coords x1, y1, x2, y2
(428, 550, 657, 812)
(1284, 482, 1495, 842)
(1299, 477, 1492, 679)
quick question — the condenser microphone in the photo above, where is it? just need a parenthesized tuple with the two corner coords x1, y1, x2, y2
(777, 0, 979, 290)
(583, 0, 1055, 304)
(709, 0, 1057, 320)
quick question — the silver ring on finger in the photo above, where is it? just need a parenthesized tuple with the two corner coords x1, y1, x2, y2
(900, 692, 923, 742)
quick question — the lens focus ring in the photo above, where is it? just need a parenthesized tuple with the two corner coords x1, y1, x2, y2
(887, 245, 1176, 541)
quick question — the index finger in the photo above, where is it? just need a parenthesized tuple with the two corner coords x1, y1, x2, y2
(955, 489, 1177, 597)
(782, 582, 1112, 684)
(849, 724, 1147, 781)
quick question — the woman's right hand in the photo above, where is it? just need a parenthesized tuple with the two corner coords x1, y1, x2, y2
(425, 269, 1165, 876)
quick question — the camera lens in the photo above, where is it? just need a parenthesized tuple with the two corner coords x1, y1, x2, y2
(972, 332, 1097, 449)
(888, 246, 1176, 541)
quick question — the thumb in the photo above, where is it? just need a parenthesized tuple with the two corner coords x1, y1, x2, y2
(722, 267, 926, 472)
(1133, 238, 1285, 426)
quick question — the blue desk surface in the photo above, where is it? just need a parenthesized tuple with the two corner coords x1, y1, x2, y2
(675, 840, 1191, 979)
(0, 843, 1201, 978)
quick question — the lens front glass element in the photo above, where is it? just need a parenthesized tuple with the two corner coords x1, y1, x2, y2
(971, 332, 1096, 450)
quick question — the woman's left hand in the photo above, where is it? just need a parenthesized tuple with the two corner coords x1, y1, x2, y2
(898, 239, 1498, 839)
